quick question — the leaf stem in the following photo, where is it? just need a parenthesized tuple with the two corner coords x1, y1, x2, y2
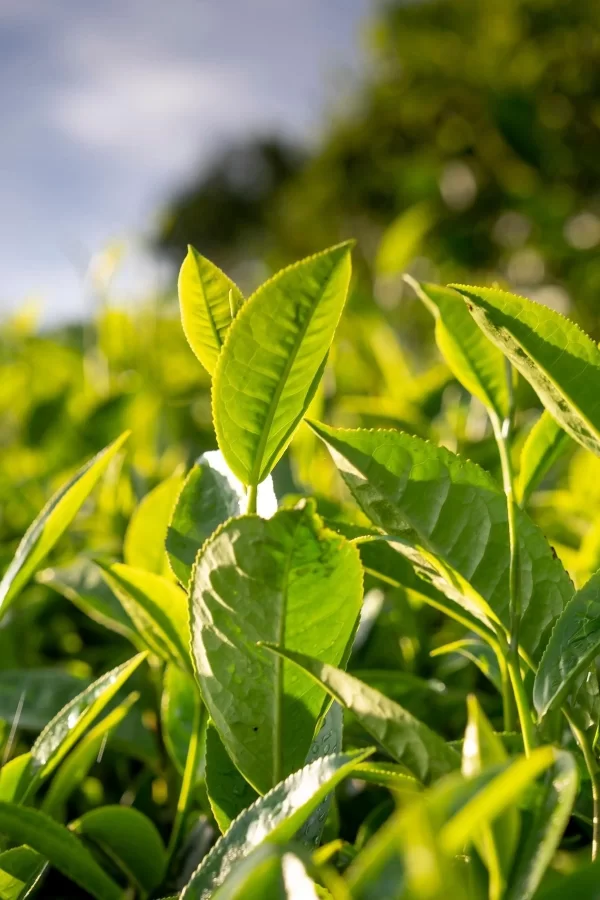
(246, 483, 258, 515)
(567, 714, 600, 861)
(166, 696, 203, 872)
(491, 365, 536, 755)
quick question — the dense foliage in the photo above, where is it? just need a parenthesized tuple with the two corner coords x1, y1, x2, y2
(3, 235, 600, 898)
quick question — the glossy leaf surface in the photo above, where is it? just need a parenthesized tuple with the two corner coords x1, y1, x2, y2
(213, 243, 352, 486)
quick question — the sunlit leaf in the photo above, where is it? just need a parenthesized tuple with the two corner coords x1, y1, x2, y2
(0, 432, 130, 617)
(180, 747, 372, 900)
(124, 473, 184, 577)
(179, 245, 244, 375)
(99, 564, 191, 672)
(190, 505, 362, 794)
(166, 450, 276, 587)
(517, 411, 570, 505)
(456, 285, 600, 457)
(310, 421, 573, 663)
(262, 645, 459, 782)
(213, 243, 353, 486)
(160, 665, 201, 776)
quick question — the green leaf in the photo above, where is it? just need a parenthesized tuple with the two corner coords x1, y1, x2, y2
(212, 844, 320, 900)
(309, 422, 573, 664)
(517, 412, 570, 505)
(535, 857, 600, 899)
(178, 245, 244, 374)
(190, 505, 363, 794)
(205, 724, 258, 834)
(42, 693, 138, 821)
(0, 669, 88, 732)
(261, 645, 459, 783)
(375, 203, 432, 277)
(0, 847, 46, 900)
(351, 762, 420, 794)
(99, 564, 191, 672)
(160, 665, 201, 776)
(213, 243, 353, 487)
(71, 805, 166, 896)
(455, 285, 600, 456)
(462, 696, 518, 899)
(0, 432, 130, 617)
(124, 474, 184, 577)
(0, 756, 34, 805)
(166, 450, 276, 587)
(431, 639, 502, 693)
(534, 569, 600, 717)
(296, 700, 344, 849)
(0, 803, 122, 900)
(503, 751, 577, 900)
(38, 558, 139, 643)
(31, 652, 147, 780)
(180, 747, 372, 900)
(407, 279, 509, 421)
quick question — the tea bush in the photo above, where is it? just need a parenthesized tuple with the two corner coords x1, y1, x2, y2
(1, 240, 600, 897)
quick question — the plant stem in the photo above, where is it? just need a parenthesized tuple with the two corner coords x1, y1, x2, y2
(491, 366, 536, 755)
(568, 715, 600, 861)
(166, 697, 203, 872)
(497, 646, 515, 733)
(246, 482, 258, 515)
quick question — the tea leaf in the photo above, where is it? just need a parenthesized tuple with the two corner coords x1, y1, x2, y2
(205, 724, 258, 834)
(190, 505, 362, 794)
(38, 558, 139, 643)
(310, 422, 573, 663)
(261, 645, 459, 782)
(213, 243, 353, 487)
(534, 568, 600, 717)
(166, 450, 276, 587)
(160, 665, 201, 776)
(462, 695, 518, 897)
(0, 669, 88, 733)
(180, 747, 372, 900)
(100, 564, 192, 672)
(517, 411, 570, 505)
(408, 279, 509, 421)
(455, 285, 600, 457)
(211, 844, 319, 899)
(31, 652, 147, 779)
(0, 846, 46, 900)
(504, 750, 578, 900)
(0, 803, 122, 900)
(0, 755, 34, 805)
(124, 473, 183, 577)
(42, 693, 138, 821)
(0, 432, 129, 617)
(71, 805, 166, 896)
(179, 245, 244, 374)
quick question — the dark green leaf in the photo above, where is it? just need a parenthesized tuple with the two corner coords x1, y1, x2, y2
(72, 805, 166, 896)
(205, 724, 258, 834)
(160, 665, 201, 776)
(0, 803, 121, 900)
(0, 669, 87, 732)
(0, 846, 46, 900)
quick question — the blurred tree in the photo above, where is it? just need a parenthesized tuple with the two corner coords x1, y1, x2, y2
(157, 0, 600, 335)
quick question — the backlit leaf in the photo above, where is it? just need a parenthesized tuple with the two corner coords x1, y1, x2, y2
(310, 422, 573, 663)
(178, 245, 244, 375)
(124, 473, 184, 577)
(517, 411, 570, 505)
(0, 432, 129, 617)
(180, 747, 372, 900)
(166, 450, 276, 587)
(455, 285, 600, 457)
(213, 243, 353, 486)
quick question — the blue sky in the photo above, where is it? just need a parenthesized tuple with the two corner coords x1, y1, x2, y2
(0, 0, 372, 325)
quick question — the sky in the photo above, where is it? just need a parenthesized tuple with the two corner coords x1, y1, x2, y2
(0, 0, 373, 325)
